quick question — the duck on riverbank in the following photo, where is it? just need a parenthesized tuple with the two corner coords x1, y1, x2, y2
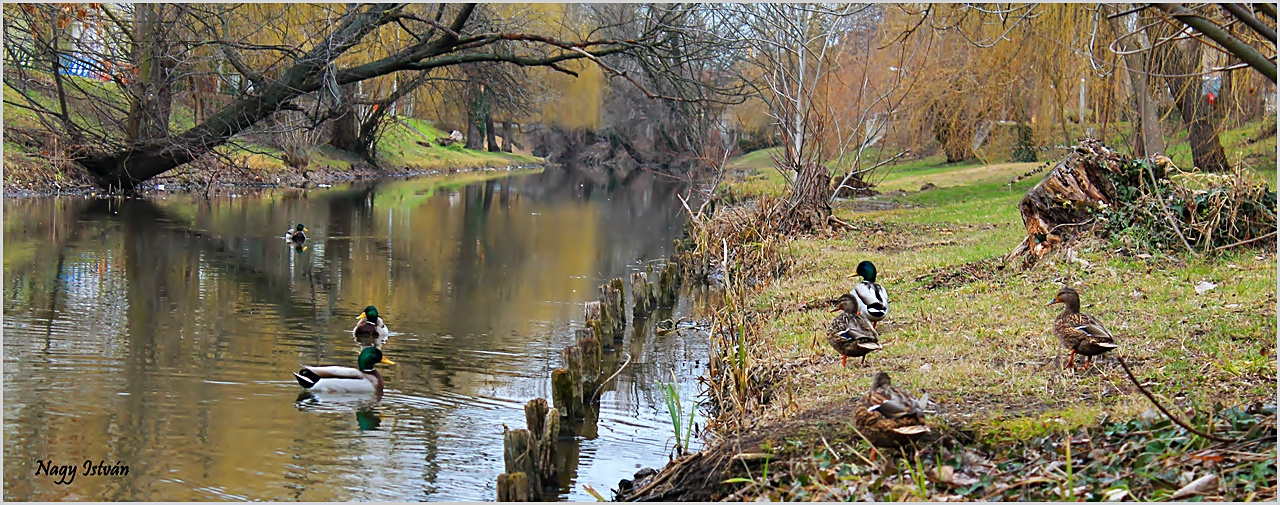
(1048, 286, 1119, 369)
(827, 293, 882, 366)
(854, 372, 931, 452)
(851, 260, 889, 329)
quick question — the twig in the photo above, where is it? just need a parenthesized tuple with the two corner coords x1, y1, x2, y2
(1213, 230, 1277, 252)
(1115, 354, 1235, 443)
(1146, 161, 1200, 257)
(591, 353, 633, 401)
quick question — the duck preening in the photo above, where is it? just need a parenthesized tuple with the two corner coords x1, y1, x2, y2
(1049, 286, 1119, 369)
(284, 224, 308, 243)
(854, 372, 931, 451)
(353, 305, 390, 350)
(294, 346, 395, 394)
(852, 261, 889, 328)
(827, 293, 882, 366)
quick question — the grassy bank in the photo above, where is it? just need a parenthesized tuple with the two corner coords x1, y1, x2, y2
(629, 139, 1276, 500)
(2, 79, 539, 193)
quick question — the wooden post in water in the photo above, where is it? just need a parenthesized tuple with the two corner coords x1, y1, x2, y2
(576, 327, 601, 385)
(583, 301, 607, 351)
(561, 346, 585, 419)
(499, 428, 539, 500)
(524, 398, 559, 484)
(550, 369, 574, 432)
(631, 271, 656, 317)
(657, 260, 681, 307)
(496, 472, 531, 501)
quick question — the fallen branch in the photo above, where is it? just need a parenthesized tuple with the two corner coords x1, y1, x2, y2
(1116, 354, 1235, 443)
(590, 353, 633, 402)
(1213, 230, 1277, 252)
(829, 150, 909, 204)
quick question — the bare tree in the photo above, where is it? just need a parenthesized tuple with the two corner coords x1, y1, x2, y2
(4, 3, 730, 192)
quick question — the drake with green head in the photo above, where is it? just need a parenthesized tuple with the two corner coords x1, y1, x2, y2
(1048, 286, 1119, 369)
(827, 293, 882, 366)
(353, 305, 390, 349)
(852, 261, 888, 328)
(285, 223, 308, 243)
(294, 346, 395, 394)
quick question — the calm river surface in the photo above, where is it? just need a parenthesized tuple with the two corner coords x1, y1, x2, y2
(3, 169, 707, 501)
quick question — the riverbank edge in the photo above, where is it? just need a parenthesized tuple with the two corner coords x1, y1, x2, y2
(615, 159, 1276, 501)
(1, 159, 547, 198)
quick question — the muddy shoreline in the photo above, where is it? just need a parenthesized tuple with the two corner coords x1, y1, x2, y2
(2, 161, 545, 198)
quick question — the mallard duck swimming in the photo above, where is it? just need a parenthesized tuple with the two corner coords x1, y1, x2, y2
(854, 372, 931, 450)
(852, 261, 888, 328)
(828, 293, 882, 366)
(284, 224, 308, 243)
(1048, 287, 1119, 369)
(353, 305, 390, 349)
(294, 346, 395, 394)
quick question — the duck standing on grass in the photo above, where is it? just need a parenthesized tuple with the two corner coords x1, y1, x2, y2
(284, 224, 308, 243)
(828, 293, 882, 366)
(854, 372, 931, 457)
(294, 346, 395, 394)
(852, 261, 889, 329)
(1048, 286, 1119, 369)
(353, 305, 390, 350)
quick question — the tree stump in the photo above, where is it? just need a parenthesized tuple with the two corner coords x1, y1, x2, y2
(497, 472, 532, 501)
(1010, 138, 1125, 259)
(597, 279, 626, 341)
(656, 261, 680, 307)
(561, 346, 585, 419)
(778, 161, 832, 235)
(631, 271, 656, 317)
(576, 328, 601, 384)
(583, 302, 609, 351)
(550, 369, 574, 428)
(501, 429, 539, 499)
(524, 398, 558, 484)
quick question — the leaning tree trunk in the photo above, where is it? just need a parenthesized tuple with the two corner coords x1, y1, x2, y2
(1009, 138, 1126, 259)
(777, 162, 832, 235)
(1152, 20, 1231, 172)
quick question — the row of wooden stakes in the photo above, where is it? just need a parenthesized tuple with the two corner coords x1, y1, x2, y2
(497, 260, 683, 501)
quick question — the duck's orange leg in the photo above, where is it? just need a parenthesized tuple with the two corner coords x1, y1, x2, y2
(842, 355, 848, 367)
(1065, 350, 1077, 369)
(861, 355, 868, 366)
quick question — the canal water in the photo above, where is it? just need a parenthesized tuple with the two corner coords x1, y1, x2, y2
(3, 169, 708, 501)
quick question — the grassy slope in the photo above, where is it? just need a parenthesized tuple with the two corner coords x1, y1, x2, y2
(2, 77, 539, 188)
(706, 127, 1276, 499)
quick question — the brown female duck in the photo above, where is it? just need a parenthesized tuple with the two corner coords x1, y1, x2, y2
(854, 372, 931, 450)
(827, 293, 882, 366)
(1048, 287, 1119, 369)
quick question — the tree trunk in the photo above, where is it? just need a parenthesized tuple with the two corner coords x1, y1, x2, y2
(329, 83, 360, 152)
(486, 111, 500, 152)
(1108, 6, 1166, 158)
(465, 82, 485, 150)
(126, 4, 174, 144)
(778, 161, 832, 234)
(1152, 24, 1230, 171)
(1010, 139, 1125, 259)
(501, 121, 514, 153)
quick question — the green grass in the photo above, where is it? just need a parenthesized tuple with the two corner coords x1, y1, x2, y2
(680, 145, 1278, 501)
(699, 142, 1276, 501)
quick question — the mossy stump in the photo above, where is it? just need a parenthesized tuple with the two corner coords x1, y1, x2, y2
(631, 271, 656, 317)
(496, 472, 531, 501)
(500, 429, 538, 499)
(597, 278, 627, 341)
(523, 398, 558, 484)
(657, 260, 681, 307)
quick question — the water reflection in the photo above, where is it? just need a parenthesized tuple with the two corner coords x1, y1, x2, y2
(3, 169, 705, 501)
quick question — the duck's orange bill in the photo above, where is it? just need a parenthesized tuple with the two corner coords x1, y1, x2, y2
(381, 356, 396, 365)
(1046, 299, 1060, 306)
(357, 313, 367, 320)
